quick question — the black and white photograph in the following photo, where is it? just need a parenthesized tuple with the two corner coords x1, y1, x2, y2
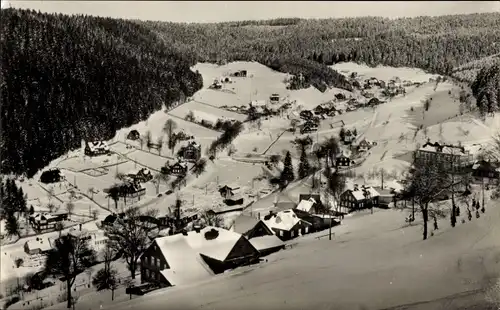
(1, 1, 500, 309)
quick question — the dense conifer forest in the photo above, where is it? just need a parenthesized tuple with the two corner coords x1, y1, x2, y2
(1, 9, 500, 177)
(471, 64, 500, 114)
(0, 9, 203, 177)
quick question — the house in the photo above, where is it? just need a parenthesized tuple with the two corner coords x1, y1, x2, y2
(296, 198, 318, 213)
(263, 210, 312, 241)
(357, 139, 372, 152)
(297, 194, 323, 211)
(165, 161, 188, 176)
(336, 150, 351, 167)
(101, 214, 118, 227)
(230, 214, 274, 238)
(342, 129, 356, 144)
(368, 98, 382, 106)
(314, 105, 327, 115)
(219, 185, 236, 199)
(40, 168, 64, 184)
(269, 94, 280, 104)
(415, 140, 474, 173)
(24, 237, 53, 255)
(339, 186, 380, 211)
(220, 76, 232, 83)
(127, 168, 153, 183)
(299, 110, 313, 120)
(84, 141, 110, 156)
(335, 93, 346, 100)
(140, 227, 260, 286)
(471, 160, 500, 184)
(127, 130, 141, 141)
(231, 70, 247, 77)
(30, 213, 67, 231)
(182, 141, 202, 162)
(300, 122, 318, 134)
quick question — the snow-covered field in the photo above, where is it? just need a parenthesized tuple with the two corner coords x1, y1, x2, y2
(331, 62, 441, 82)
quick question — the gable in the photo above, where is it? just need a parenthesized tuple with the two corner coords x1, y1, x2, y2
(225, 236, 259, 261)
(141, 240, 170, 269)
(247, 220, 274, 239)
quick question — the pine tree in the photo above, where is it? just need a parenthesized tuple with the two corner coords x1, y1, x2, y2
(298, 145, 311, 179)
(280, 151, 295, 184)
(6, 215, 20, 237)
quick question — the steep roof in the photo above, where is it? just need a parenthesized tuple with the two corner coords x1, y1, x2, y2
(296, 198, 316, 213)
(156, 236, 214, 286)
(230, 214, 260, 235)
(264, 210, 304, 231)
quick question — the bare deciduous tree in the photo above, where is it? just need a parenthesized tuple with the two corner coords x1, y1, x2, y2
(45, 234, 96, 308)
(103, 207, 158, 279)
(404, 159, 452, 240)
(199, 211, 225, 228)
(66, 201, 75, 220)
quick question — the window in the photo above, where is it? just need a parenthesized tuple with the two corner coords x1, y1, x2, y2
(154, 257, 158, 267)
(291, 231, 295, 237)
(279, 230, 283, 237)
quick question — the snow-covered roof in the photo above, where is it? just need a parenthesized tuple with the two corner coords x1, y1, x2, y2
(156, 236, 214, 286)
(230, 214, 260, 235)
(32, 213, 57, 222)
(350, 190, 366, 201)
(349, 187, 379, 201)
(156, 226, 243, 263)
(296, 198, 316, 213)
(264, 210, 302, 231)
(87, 141, 109, 152)
(249, 235, 284, 252)
(25, 238, 52, 252)
(365, 187, 380, 198)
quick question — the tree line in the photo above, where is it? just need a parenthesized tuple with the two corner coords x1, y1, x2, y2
(143, 13, 500, 80)
(0, 8, 203, 178)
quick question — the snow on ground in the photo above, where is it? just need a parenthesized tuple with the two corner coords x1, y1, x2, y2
(331, 62, 441, 82)
(57, 193, 500, 310)
(168, 100, 247, 122)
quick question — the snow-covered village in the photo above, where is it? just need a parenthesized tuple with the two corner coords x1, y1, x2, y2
(1, 1, 500, 310)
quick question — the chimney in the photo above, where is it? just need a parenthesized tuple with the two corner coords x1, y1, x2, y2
(79, 224, 82, 231)
(258, 212, 261, 219)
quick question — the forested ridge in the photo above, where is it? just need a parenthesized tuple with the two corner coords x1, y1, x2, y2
(143, 13, 500, 76)
(0, 8, 203, 177)
(2, 9, 500, 178)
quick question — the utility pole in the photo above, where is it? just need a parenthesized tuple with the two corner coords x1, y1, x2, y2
(482, 176, 485, 212)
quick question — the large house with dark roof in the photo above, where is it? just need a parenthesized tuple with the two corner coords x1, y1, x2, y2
(415, 141, 474, 173)
(140, 227, 260, 286)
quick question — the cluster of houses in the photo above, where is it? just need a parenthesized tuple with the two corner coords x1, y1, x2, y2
(160, 140, 202, 177)
(137, 185, 403, 289)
